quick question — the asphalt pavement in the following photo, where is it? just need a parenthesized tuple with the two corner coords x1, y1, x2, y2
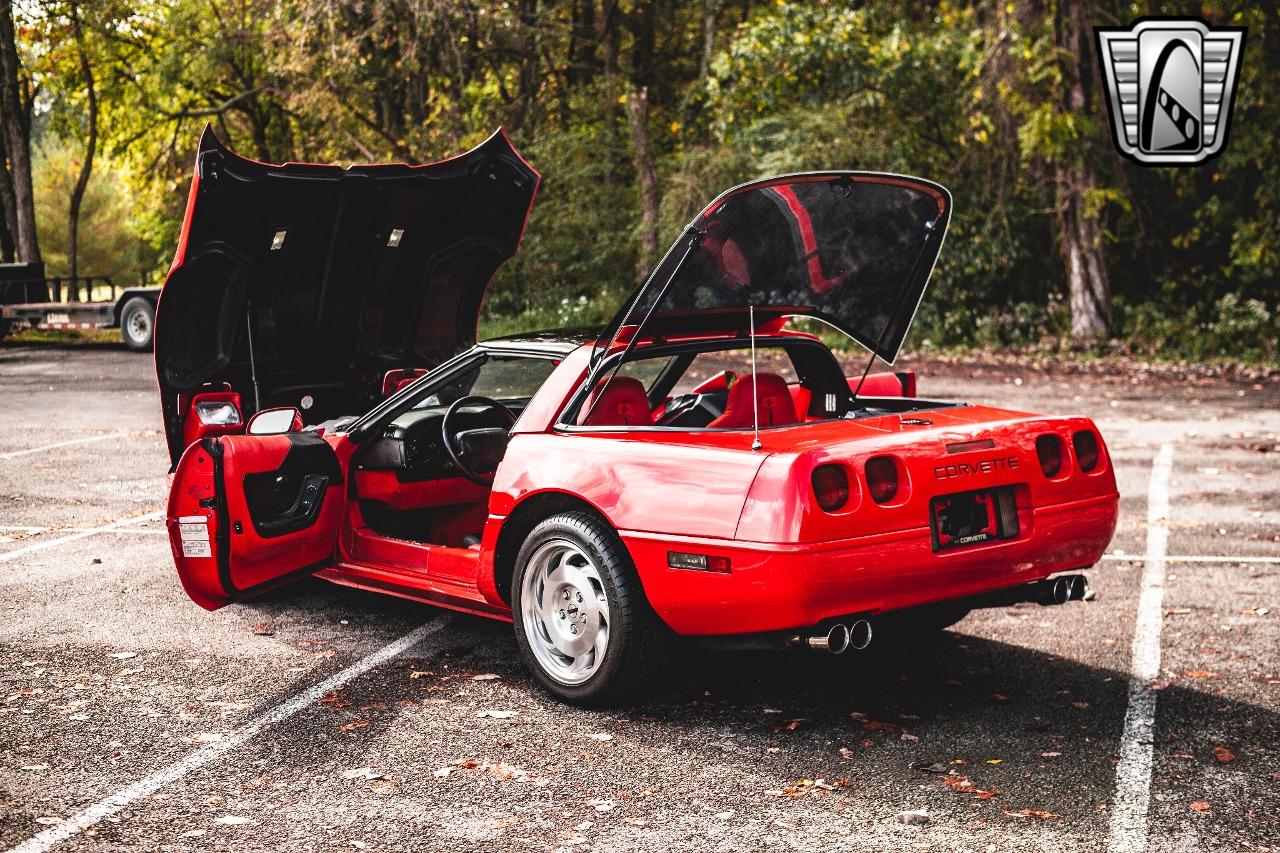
(0, 342, 1276, 852)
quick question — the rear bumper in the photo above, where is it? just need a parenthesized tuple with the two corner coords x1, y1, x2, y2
(622, 492, 1119, 636)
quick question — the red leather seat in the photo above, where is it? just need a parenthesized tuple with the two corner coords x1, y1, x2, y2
(578, 376, 654, 427)
(709, 372, 799, 429)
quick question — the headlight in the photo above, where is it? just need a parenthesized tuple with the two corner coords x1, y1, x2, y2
(195, 401, 242, 426)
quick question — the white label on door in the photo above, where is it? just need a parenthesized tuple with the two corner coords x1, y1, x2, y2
(179, 519, 211, 558)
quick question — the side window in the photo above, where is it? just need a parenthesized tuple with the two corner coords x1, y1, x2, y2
(615, 355, 676, 393)
(669, 347, 799, 395)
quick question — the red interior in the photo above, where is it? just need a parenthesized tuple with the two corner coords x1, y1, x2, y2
(709, 372, 798, 428)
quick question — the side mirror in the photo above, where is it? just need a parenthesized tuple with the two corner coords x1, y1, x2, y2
(246, 407, 303, 435)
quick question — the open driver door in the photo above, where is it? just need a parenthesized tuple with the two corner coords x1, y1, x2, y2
(167, 432, 344, 610)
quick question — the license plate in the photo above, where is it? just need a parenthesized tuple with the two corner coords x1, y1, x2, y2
(931, 488, 1017, 551)
(46, 312, 70, 325)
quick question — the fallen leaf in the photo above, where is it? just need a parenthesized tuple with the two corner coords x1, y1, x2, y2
(858, 719, 895, 732)
(471, 674, 500, 681)
(986, 759, 1003, 765)
(589, 732, 613, 742)
(1072, 701, 1089, 709)
(1039, 752, 1062, 758)
(1184, 671, 1222, 680)
(339, 719, 370, 733)
(409, 671, 433, 679)
(900, 733, 919, 742)
(1004, 808, 1060, 819)
(432, 767, 452, 778)
(623, 817, 649, 827)
(477, 709, 516, 719)
(839, 747, 856, 759)
(1212, 746, 1236, 763)
(1189, 801, 1211, 812)
(991, 693, 1008, 702)
(214, 815, 252, 825)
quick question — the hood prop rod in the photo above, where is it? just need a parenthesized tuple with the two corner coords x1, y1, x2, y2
(849, 215, 940, 411)
(581, 227, 704, 425)
(749, 304, 761, 451)
(245, 296, 262, 412)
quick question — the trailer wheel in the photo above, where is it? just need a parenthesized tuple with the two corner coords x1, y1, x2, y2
(120, 297, 155, 352)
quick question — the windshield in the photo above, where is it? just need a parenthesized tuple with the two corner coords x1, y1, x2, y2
(412, 354, 557, 409)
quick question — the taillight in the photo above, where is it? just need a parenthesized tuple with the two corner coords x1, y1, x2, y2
(1035, 434, 1063, 477)
(812, 464, 849, 512)
(865, 456, 898, 504)
(1073, 430, 1099, 472)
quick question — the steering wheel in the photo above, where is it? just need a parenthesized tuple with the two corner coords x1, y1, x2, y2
(441, 395, 517, 486)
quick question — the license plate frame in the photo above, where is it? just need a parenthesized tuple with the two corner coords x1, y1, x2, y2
(930, 487, 1017, 551)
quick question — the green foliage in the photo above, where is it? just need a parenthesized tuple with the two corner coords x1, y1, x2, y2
(33, 139, 152, 284)
(15, 0, 1280, 363)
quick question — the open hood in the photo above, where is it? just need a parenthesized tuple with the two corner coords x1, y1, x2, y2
(155, 127, 538, 463)
(603, 172, 950, 364)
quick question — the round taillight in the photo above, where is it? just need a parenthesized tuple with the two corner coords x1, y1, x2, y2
(865, 456, 898, 504)
(811, 464, 849, 512)
(1073, 430, 1099, 472)
(1035, 434, 1063, 477)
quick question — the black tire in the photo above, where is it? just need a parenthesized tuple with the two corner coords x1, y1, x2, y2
(0, 318, 11, 341)
(511, 511, 668, 705)
(119, 297, 155, 352)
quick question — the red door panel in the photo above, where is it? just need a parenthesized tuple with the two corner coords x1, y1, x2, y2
(167, 433, 344, 610)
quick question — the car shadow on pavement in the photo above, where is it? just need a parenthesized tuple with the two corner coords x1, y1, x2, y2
(235, 581, 1276, 847)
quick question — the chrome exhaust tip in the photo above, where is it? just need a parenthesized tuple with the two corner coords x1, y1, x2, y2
(1052, 577, 1071, 605)
(806, 623, 851, 655)
(848, 619, 873, 651)
(1068, 575, 1089, 601)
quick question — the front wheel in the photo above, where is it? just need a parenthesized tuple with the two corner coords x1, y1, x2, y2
(119, 297, 155, 352)
(511, 511, 667, 705)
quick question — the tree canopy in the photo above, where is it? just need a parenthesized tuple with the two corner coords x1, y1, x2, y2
(8, 0, 1279, 361)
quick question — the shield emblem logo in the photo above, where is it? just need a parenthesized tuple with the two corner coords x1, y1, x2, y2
(1095, 18, 1246, 166)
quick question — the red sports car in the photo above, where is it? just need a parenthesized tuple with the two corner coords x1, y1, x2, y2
(158, 129, 1119, 704)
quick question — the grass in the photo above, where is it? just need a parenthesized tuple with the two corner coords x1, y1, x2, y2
(4, 326, 122, 346)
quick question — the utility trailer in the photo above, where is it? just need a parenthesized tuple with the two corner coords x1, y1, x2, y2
(0, 262, 160, 351)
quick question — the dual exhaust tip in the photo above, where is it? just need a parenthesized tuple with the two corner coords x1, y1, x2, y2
(1035, 574, 1089, 606)
(804, 619, 872, 655)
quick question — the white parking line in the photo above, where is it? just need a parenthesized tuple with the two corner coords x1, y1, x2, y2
(0, 512, 164, 563)
(4, 617, 451, 853)
(1107, 443, 1174, 853)
(0, 433, 126, 460)
(1101, 554, 1280, 564)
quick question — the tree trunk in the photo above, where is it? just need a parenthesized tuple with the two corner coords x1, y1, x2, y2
(1056, 0, 1110, 341)
(0, 131, 17, 262)
(700, 0, 721, 80)
(0, 1, 40, 264)
(67, 2, 97, 297)
(628, 87, 660, 279)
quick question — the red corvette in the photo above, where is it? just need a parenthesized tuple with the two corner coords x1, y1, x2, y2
(158, 129, 1118, 703)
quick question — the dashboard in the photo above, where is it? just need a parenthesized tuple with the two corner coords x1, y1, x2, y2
(359, 402, 523, 482)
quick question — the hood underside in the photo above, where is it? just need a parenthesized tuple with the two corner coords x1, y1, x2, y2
(155, 127, 538, 462)
(605, 172, 951, 363)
